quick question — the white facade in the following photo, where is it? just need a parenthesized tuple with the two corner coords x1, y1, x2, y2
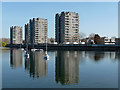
(55, 12, 79, 43)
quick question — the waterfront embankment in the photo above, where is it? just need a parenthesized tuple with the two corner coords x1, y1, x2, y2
(6, 44, 120, 51)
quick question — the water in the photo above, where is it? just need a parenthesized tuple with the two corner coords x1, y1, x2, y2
(2, 49, 119, 88)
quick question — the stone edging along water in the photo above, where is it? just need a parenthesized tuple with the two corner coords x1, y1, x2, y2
(5, 44, 120, 51)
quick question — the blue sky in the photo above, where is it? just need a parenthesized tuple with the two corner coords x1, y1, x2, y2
(2, 2, 118, 38)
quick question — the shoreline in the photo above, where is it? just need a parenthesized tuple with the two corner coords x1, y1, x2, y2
(5, 44, 120, 51)
(0, 47, 10, 50)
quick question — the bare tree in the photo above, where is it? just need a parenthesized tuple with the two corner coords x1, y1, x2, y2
(111, 36, 116, 40)
(2, 38, 10, 44)
(79, 32, 86, 42)
(89, 33, 95, 40)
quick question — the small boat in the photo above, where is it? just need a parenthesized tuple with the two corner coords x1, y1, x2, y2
(25, 53, 29, 58)
(21, 48, 24, 51)
(24, 42, 29, 58)
(44, 38, 49, 60)
(35, 49, 43, 52)
(44, 51, 49, 60)
(24, 50, 29, 59)
(24, 49, 27, 53)
(31, 48, 38, 51)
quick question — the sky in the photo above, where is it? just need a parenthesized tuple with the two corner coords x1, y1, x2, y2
(2, 2, 118, 39)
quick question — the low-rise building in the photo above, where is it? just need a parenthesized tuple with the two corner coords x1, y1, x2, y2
(104, 37, 115, 45)
(115, 38, 120, 45)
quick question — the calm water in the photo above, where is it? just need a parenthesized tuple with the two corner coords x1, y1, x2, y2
(2, 49, 119, 88)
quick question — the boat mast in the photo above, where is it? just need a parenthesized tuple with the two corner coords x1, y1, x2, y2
(26, 42, 28, 52)
(46, 36, 47, 51)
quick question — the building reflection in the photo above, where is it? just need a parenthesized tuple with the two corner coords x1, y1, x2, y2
(87, 51, 118, 62)
(25, 51, 48, 78)
(55, 51, 79, 85)
(88, 51, 104, 62)
(10, 49, 23, 68)
(115, 52, 120, 60)
(78, 51, 87, 63)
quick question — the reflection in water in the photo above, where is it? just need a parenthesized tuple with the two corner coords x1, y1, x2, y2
(10, 49, 48, 78)
(25, 51, 48, 78)
(88, 51, 104, 62)
(10, 49, 119, 81)
(5, 49, 119, 88)
(87, 51, 119, 62)
(55, 50, 119, 85)
(10, 49, 23, 68)
(78, 51, 87, 63)
(115, 52, 120, 60)
(55, 51, 79, 85)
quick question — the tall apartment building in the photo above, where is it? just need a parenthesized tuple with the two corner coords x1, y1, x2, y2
(25, 23, 30, 44)
(10, 26, 22, 44)
(55, 11, 79, 43)
(25, 18, 48, 44)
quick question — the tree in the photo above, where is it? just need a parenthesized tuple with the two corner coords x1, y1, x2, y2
(94, 34, 101, 44)
(111, 36, 116, 40)
(1, 42, 7, 47)
(50, 38, 55, 43)
(79, 32, 86, 41)
(89, 33, 95, 40)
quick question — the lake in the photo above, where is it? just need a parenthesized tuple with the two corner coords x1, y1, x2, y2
(2, 48, 119, 88)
